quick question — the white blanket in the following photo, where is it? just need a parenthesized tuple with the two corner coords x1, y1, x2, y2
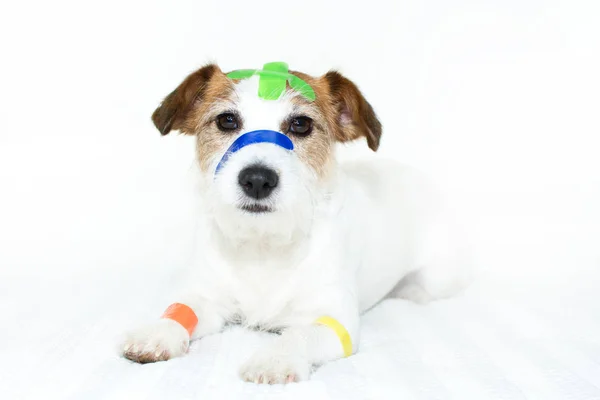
(4, 273, 599, 400)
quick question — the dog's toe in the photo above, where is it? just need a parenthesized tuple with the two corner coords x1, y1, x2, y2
(240, 351, 309, 384)
(123, 347, 171, 364)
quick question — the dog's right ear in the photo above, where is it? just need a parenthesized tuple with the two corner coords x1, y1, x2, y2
(152, 64, 221, 135)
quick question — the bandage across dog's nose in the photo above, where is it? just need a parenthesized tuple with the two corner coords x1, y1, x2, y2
(214, 130, 294, 176)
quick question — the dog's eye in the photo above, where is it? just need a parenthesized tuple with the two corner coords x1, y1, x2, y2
(288, 116, 313, 136)
(216, 113, 239, 131)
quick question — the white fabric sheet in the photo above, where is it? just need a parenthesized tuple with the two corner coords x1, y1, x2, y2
(3, 274, 599, 400)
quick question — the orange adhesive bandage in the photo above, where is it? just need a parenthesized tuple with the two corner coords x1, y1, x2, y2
(161, 303, 198, 336)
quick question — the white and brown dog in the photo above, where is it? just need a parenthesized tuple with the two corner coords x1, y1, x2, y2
(122, 62, 471, 384)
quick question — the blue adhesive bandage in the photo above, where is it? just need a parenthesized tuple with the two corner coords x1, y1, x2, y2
(214, 130, 294, 176)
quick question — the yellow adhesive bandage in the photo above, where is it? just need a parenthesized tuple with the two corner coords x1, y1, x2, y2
(315, 316, 353, 358)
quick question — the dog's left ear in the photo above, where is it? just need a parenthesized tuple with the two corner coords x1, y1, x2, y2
(324, 71, 382, 151)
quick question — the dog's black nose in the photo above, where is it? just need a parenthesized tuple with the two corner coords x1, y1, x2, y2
(238, 166, 279, 200)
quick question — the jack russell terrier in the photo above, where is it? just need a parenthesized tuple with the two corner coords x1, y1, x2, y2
(121, 62, 471, 384)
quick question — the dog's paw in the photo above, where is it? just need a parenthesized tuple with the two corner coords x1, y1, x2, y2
(122, 319, 189, 364)
(239, 351, 310, 384)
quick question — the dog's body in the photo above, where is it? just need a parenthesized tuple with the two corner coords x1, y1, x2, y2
(122, 63, 470, 383)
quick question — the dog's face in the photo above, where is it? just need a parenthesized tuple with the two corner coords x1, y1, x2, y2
(151, 64, 381, 238)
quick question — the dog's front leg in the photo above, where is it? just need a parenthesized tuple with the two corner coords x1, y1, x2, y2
(240, 305, 359, 384)
(122, 295, 224, 363)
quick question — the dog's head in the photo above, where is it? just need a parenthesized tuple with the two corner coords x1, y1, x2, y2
(152, 63, 381, 239)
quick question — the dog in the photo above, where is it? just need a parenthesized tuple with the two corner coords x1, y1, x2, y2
(121, 62, 471, 384)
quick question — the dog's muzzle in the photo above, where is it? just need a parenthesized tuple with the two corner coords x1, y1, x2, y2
(215, 130, 294, 204)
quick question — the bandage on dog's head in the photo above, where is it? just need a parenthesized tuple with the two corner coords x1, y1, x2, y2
(227, 62, 316, 102)
(212, 62, 312, 176)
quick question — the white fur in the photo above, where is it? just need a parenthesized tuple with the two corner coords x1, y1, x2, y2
(122, 76, 471, 382)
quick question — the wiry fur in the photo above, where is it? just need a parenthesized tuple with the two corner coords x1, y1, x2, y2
(122, 64, 471, 384)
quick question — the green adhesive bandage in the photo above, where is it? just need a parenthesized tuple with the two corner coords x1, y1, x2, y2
(226, 62, 316, 102)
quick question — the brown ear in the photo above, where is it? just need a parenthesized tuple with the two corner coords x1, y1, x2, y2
(151, 64, 220, 135)
(324, 71, 382, 151)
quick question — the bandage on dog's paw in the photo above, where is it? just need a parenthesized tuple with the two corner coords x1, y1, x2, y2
(161, 303, 198, 336)
(315, 316, 353, 358)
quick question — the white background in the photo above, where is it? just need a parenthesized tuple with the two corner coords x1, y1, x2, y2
(0, 0, 599, 396)
(1, 0, 598, 288)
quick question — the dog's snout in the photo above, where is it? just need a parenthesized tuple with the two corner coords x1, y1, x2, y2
(238, 166, 279, 200)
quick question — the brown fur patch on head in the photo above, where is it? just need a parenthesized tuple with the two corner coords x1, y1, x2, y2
(280, 88, 335, 178)
(267, 70, 383, 177)
(151, 64, 234, 135)
(278, 70, 381, 178)
(291, 70, 382, 152)
(151, 64, 237, 171)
